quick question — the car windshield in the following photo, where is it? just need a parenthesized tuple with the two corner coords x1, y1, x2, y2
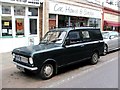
(41, 31, 66, 44)
(102, 32, 109, 39)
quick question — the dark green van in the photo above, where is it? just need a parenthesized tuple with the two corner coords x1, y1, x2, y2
(12, 27, 104, 80)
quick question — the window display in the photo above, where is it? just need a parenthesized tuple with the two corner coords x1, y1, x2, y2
(29, 8, 38, 16)
(88, 18, 101, 27)
(49, 14, 56, 29)
(16, 18, 24, 35)
(2, 5, 11, 14)
(14, 6, 25, 16)
(2, 17, 12, 36)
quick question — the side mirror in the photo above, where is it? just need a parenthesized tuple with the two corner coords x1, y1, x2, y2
(62, 39, 70, 47)
(65, 38, 70, 45)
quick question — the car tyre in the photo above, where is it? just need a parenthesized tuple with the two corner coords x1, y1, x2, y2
(40, 63, 54, 80)
(90, 52, 99, 65)
(103, 44, 108, 55)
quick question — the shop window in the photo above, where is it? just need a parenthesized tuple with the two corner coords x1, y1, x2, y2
(70, 17, 88, 27)
(49, 14, 56, 29)
(28, 8, 38, 16)
(30, 19, 37, 34)
(15, 18, 24, 36)
(88, 18, 100, 27)
(49, 14, 56, 19)
(14, 6, 25, 16)
(58, 15, 69, 28)
(2, 5, 11, 14)
(2, 17, 12, 36)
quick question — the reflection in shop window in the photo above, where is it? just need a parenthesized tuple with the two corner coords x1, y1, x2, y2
(49, 14, 56, 29)
(2, 5, 11, 14)
(2, 17, 12, 36)
(14, 6, 25, 16)
(58, 15, 69, 28)
(88, 18, 101, 27)
(30, 19, 37, 34)
(16, 18, 24, 35)
(28, 8, 38, 16)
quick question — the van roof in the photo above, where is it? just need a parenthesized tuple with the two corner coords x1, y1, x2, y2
(51, 27, 100, 32)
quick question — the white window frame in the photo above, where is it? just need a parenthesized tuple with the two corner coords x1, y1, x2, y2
(1, 4, 13, 37)
(28, 7, 39, 36)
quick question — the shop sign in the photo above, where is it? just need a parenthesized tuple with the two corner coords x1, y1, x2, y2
(104, 13, 120, 22)
(0, 0, 43, 6)
(49, 1, 101, 19)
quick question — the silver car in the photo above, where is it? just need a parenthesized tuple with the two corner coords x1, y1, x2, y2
(101, 31, 120, 55)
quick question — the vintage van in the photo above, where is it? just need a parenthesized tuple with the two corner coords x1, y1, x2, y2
(12, 27, 104, 79)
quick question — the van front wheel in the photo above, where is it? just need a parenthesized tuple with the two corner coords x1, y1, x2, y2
(40, 63, 54, 80)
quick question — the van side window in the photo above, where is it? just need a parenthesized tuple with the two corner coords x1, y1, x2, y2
(81, 31, 91, 41)
(67, 31, 81, 45)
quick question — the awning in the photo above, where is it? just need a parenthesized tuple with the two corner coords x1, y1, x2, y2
(104, 21, 120, 27)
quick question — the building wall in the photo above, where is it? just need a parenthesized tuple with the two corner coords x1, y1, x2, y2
(103, 7, 120, 32)
(0, 1, 41, 53)
(41, 0, 102, 37)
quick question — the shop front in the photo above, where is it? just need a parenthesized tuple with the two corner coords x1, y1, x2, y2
(0, 0, 42, 53)
(48, 1, 102, 30)
(103, 7, 120, 32)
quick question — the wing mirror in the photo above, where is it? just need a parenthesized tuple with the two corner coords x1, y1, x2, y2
(62, 38, 70, 47)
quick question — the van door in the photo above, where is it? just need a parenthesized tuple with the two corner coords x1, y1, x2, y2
(79, 30, 93, 59)
(62, 31, 84, 64)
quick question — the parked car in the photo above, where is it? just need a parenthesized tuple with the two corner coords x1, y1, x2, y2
(12, 27, 104, 80)
(101, 31, 120, 55)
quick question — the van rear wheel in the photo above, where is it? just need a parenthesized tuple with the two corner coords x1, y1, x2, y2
(90, 52, 99, 65)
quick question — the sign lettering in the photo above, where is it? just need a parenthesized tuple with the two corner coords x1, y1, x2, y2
(49, 1, 101, 19)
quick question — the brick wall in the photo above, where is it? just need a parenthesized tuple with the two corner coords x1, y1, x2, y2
(39, 4, 43, 39)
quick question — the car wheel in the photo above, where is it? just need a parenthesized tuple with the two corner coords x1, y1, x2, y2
(90, 52, 99, 65)
(103, 44, 108, 55)
(40, 63, 54, 80)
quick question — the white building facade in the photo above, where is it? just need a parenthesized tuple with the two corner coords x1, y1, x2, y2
(0, 0, 43, 53)
(46, 0, 102, 35)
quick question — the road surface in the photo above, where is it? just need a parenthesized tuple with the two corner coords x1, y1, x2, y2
(1, 50, 119, 88)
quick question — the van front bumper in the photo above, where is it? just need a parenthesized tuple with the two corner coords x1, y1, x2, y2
(13, 61, 38, 71)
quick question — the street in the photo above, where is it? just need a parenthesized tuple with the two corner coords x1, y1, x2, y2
(1, 50, 119, 88)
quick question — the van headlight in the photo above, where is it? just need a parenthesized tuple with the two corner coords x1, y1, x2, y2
(12, 53, 15, 59)
(29, 58, 33, 64)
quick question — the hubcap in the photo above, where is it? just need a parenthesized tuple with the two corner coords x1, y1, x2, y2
(44, 64, 53, 77)
(93, 53, 98, 63)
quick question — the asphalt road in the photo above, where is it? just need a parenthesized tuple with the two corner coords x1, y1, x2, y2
(1, 50, 119, 88)
(51, 56, 118, 88)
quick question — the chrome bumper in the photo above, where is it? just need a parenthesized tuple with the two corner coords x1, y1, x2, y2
(13, 62, 38, 71)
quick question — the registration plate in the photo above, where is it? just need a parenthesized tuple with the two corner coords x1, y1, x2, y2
(15, 55, 21, 61)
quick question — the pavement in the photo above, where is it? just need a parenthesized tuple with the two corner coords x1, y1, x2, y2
(1, 52, 13, 90)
